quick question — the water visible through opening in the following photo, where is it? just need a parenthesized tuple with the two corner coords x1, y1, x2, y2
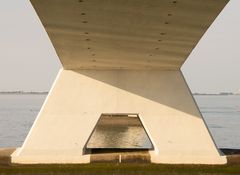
(86, 114, 154, 151)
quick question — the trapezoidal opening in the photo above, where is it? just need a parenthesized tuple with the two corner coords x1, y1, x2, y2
(85, 113, 154, 154)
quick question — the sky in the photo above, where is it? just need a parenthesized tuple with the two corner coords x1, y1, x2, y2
(0, 0, 239, 93)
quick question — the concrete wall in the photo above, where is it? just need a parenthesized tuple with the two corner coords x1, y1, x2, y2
(11, 70, 226, 164)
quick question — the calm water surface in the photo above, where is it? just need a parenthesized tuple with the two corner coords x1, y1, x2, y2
(195, 95, 240, 149)
(86, 115, 153, 149)
(0, 94, 46, 147)
(0, 94, 239, 149)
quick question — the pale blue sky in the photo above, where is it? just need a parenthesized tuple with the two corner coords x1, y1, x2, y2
(182, 0, 240, 94)
(0, 0, 239, 93)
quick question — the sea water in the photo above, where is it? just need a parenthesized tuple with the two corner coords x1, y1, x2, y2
(195, 95, 240, 149)
(0, 94, 45, 147)
(0, 94, 239, 149)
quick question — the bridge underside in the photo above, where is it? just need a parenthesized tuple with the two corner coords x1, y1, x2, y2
(28, 0, 228, 70)
(12, 0, 229, 164)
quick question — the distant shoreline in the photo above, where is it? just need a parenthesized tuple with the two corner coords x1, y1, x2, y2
(193, 93, 239, 96)
(0, 91, 239, 96)
(0, 91, 48, 95)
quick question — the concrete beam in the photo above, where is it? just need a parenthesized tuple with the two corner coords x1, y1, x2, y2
(29, 0, 228, 70)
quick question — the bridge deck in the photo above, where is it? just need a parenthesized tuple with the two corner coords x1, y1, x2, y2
(30, 0, 228, 70)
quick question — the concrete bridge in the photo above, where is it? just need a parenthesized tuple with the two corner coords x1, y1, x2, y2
(12, 0, 229, 164)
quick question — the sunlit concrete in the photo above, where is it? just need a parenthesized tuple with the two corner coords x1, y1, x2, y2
(12, 0, 229, 164)
(29, 0, 228, 70)
(12, 70, 226, 164)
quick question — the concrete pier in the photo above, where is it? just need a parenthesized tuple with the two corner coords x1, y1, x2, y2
(11, 0, 230, 164)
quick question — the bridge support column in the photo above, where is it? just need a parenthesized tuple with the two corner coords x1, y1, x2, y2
(11, 69, 226, 164)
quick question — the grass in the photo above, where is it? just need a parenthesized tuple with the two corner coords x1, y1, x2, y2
(0, 163, 240, 175)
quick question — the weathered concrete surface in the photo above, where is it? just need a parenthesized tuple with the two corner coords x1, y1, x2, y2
(29, 0, 228, 70)
(221, 149, 240, 165)
(90, 151, 150, 163)
(2, 148, 240, 165)
(0, 148, 15, 165)
(93, 115, 141, 126)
